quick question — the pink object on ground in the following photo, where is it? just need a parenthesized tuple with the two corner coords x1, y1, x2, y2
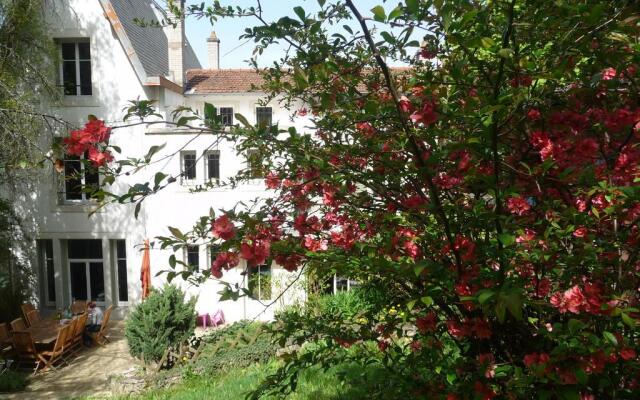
(197, 314, 210, 327)
(209, 310, 225, 327)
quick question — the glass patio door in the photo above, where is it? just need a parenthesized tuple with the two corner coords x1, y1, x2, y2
(68, 240, 105, 304)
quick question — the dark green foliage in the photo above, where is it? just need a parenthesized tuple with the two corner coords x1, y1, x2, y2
(313, 286, 386, 320)
(195, 321, 279, 374)
(125, 284, 196, 364)
(0, 370, 28, 393)
(0, 199, 30, 323)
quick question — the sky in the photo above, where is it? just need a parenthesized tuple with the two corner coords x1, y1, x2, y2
(184, 0, 411, 69)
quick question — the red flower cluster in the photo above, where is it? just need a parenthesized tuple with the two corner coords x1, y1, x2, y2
(211, 251, 239, 278)
(549, 283, 603, 314)
(410, 99, 438, 126)
(63, 119, 113, 167)
(212, 215, 236, 241)
(240, 237, 271, 266)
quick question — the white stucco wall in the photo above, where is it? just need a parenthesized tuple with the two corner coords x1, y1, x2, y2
(27, 0, 308, 322)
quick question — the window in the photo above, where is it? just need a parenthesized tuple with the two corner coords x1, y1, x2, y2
(248, 263, 271, 300)
(256, 107, 272, 127)
(62, 152, 99, 202)
(186, 245, 200, 271)
(205, 151, 220, 182)
(68, 239, 105, 303)
(323, 275, 358, 295)
(246, 149, 265, 179)
(115, 240, 128, 303)
(220, 107, 234, 126)
(40, 240, 56, 304)
(181, 151, 197, 183)
(60, 40, 92, 95)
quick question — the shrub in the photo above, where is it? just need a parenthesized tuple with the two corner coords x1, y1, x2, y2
(0, 370, 27, 393)
(314, 286, 386, 320)
(196, 321, 279, 374)
(125, 284, 196, 364)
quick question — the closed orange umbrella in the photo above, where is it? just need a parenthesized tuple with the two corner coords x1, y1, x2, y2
(140, 239, 151, 300)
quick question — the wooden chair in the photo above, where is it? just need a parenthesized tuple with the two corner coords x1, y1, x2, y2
(0, 323, 12, 356)
(11, 331, 48, 374)
(21, 304, 35, 326)
(26, 310, 42, 327)
(69, 312, 87, 355)
(90, 305, 113, 345)
(62, 318, 78, 358)
(37, 324, 71, 372)
(10, 318, 26, 332)
(70, 300, 88, 315)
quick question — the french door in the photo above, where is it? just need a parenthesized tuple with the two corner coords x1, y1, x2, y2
(69, 261, 105, 304)
(68, 239, 105, 304)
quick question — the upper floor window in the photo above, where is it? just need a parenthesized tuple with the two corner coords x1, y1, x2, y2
(62, 153, 99, 202)
(219, 107, 234, 126)
(59, 40, 92, 96)
(256, 107, 272, 128)
(246, 149, 265, 179)
(205, 150, 220, 183)
(185, 245, 200, 271)
(181, 151, 197, 184)
(248, 263, 271, 300)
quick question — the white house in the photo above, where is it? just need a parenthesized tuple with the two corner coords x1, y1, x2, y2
(26, 0, 309, 322)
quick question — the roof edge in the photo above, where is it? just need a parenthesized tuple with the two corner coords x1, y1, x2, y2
(145, 76, 183, 94)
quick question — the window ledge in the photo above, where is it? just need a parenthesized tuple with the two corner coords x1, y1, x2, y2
(57, 202, 102, 213)
(58, 95, 100, 108)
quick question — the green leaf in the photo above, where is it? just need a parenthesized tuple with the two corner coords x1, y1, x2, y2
(204, 102, 216, 121)
(154, 172, 167, 187)
(480, 37, 495, 48)
(234, 113, 251, 128)
(371, 5, 386, 22)
(498, 48, 514, 58)
(498, 233, 515, 247)
(388, 6, 403, 21)
(495, 301, 506, 323)
(380, 31, 395, 44)
(603, 331, 618, 346)
(406, 0, 419, 14)
(406, 299, 417, 310)
(293, 6, 305, 21)
(420, 296, 434, 306)
(621, 312, 636, 329)
(168, 226, 186, 241)
(568, 318, 584, 334)
(477, 290, 495, 305)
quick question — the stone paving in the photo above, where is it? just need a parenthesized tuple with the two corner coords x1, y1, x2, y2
(1, 321, 137, 400)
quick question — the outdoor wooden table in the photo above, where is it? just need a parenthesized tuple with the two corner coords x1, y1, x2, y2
(25, 319, 70, 346)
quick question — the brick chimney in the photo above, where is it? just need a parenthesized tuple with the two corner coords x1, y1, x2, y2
(207, 31, 220, 70)
(167, 0, 186, 86)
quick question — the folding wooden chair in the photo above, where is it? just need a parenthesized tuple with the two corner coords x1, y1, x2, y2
(90, 305, 113, 345)
(62, 317, 77, 358)
(10, 318, 26, 332)
(0, 323, 12, 356)
(26, 310, 42, 327)
(20, 304, 35, 326)
(37, 325, 71, 372)
(69, 312, 88, 355)
(71, 300, 88, 315)
(11, 331, 53, 375)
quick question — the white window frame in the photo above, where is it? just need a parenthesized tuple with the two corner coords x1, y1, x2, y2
(113, 239, 129, 306)
(327, 275, 358, 294)
(248, 263, 272, 301)
(204, 150, 221, 184)
(58, 39, 92, 96)
(255, 106, 273, 127)
(60, 153, 100, 204)
(184, 245, 200, 271)
(219, 107, 234, 126)
(246, 149, 264, 180)
(180, 151, 198, 185)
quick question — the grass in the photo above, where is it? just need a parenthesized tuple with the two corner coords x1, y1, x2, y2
(111, 360, 389, 400)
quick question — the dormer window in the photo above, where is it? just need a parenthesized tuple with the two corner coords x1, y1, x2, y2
(59, 40, 92, 96)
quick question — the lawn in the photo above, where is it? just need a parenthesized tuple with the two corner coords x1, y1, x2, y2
(113, 361, 387, 400)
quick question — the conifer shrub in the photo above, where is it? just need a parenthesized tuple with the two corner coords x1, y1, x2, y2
(125, 284, 196, 364)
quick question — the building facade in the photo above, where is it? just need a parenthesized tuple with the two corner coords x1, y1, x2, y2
(28, 0, 307, 321)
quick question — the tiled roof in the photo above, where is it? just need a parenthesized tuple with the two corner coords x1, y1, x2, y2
(186, 67, 412, 94)
(186, 69, 265, 94)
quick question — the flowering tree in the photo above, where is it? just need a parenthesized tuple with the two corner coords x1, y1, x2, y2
(60, 0, 640, 398)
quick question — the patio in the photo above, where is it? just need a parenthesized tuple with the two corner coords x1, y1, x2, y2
(1, 321, 134, 399)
